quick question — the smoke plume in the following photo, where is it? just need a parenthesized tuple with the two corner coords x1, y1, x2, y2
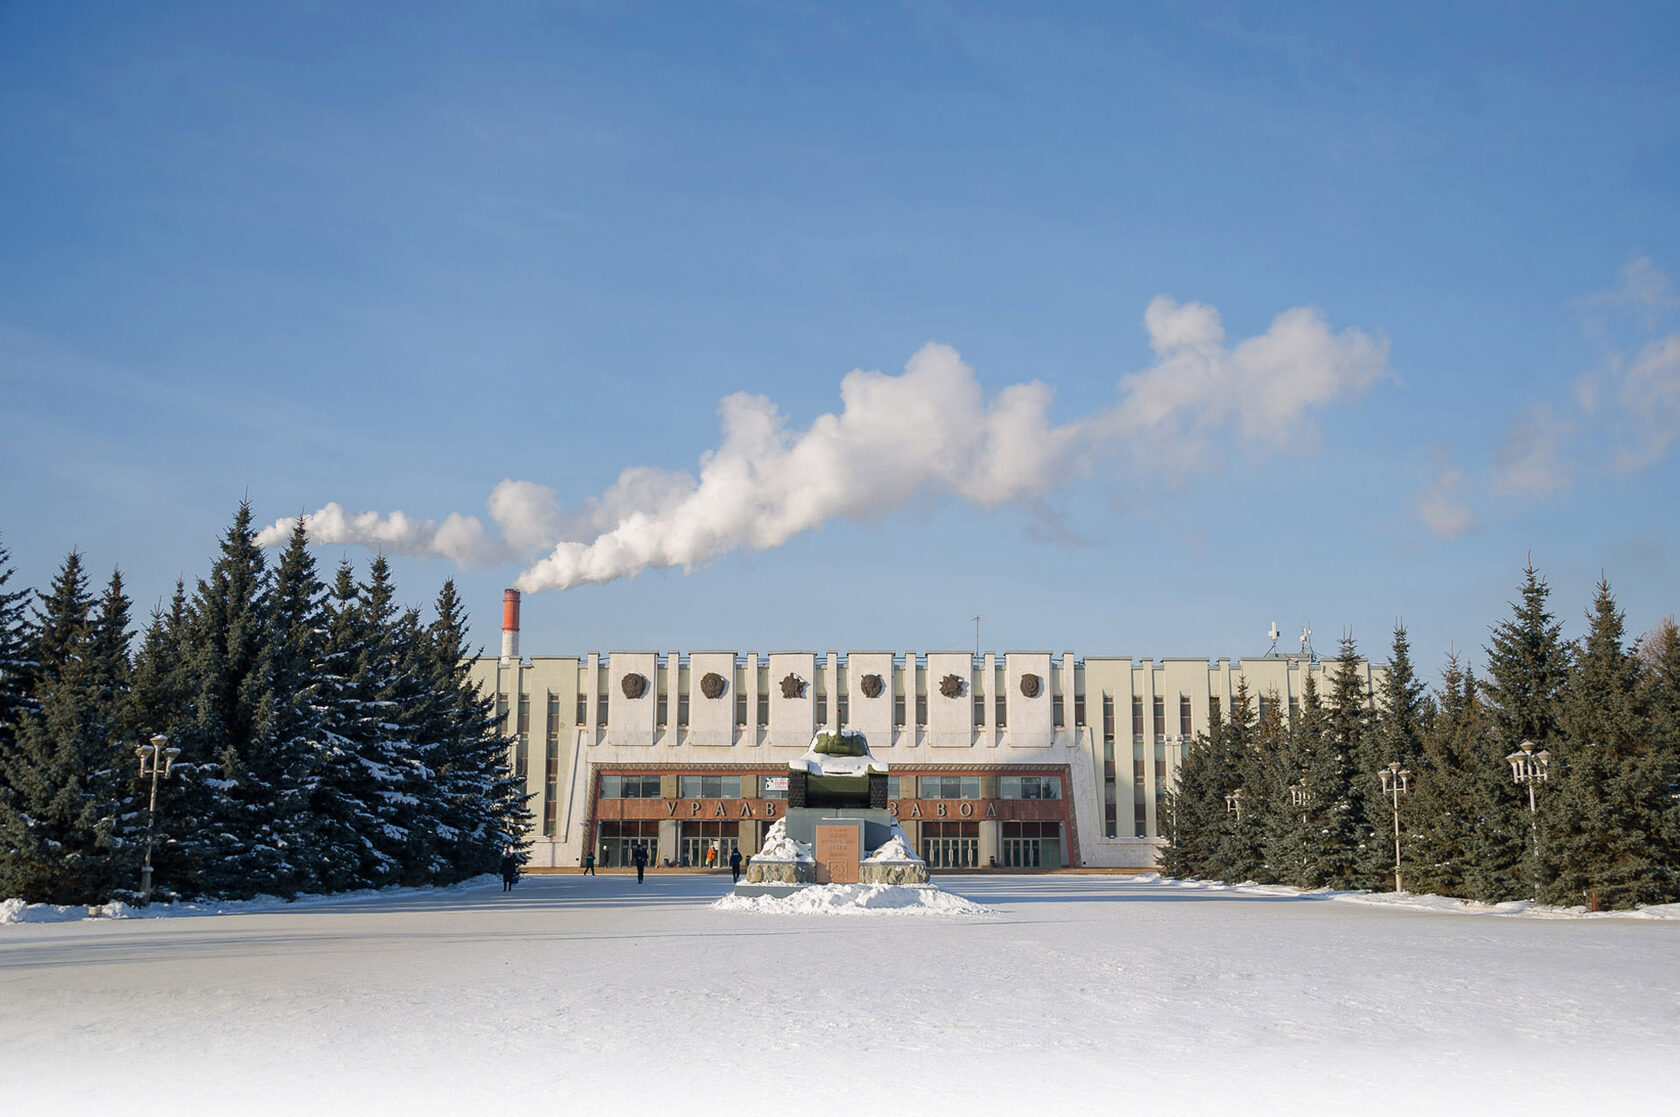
(256, 297, 1388, 591)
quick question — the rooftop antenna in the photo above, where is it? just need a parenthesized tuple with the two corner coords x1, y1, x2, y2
(972, 615, 981, 660)
(1300, 623, 1315, 663)
(1266, 621, 1280, 657)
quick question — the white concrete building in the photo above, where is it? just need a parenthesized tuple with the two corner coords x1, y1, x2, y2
(472, 634, 1382, 872)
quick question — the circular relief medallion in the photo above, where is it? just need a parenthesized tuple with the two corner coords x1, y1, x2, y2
(939, 673, 964, 699)
(1019, 673, 1041, 698)
(620, 672, 648, 700)
(860, 673, 884, 698)
(700, 671, 727, 699)
(780, 673, 805, 699)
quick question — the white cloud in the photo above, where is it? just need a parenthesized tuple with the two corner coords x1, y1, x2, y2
(1416, 464, 1476, 539)
(1115, 297, 1389, 455)
(1491, 405, 1573, 499)
(1581, 255, 1680, 329)
(258, 295, 1391, 593)
(1614, 333, 1680, 471)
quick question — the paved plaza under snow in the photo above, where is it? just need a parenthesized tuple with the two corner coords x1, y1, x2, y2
(4, 873, 1677, 1114)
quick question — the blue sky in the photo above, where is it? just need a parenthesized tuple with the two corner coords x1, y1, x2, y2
(3, 1, 1677, 674)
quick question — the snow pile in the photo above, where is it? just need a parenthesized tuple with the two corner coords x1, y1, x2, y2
(1, 875, 501, 926)
(1150, 874, 1680, 920)
(712, 883, 994, 916)
(749, 819, 813, 863)
(863, 819, 923, 864)
(0, 898, 137, 924)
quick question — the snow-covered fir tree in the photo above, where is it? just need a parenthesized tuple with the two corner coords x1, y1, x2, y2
(1539, 579, 1675, 908)
(1476, 562, 1571, 900)
(0, 556, 136, 904)
(1402, 653, 1482, 898)
(418, 579, 528, 881)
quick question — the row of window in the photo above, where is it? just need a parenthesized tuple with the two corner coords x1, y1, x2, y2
(598, 773, 1064, 801)
(562, 677, 1223, 735)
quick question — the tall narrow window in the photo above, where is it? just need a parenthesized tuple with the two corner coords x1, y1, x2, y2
(895, 689, 907, 728)
(1102, 695, 1116, 742)
(1152, 696, 1165, 742)
(757, 690, 769, 727)
(677, 690, 689, 727)
(974, 688, 985, 727)
(995, 692, 1006, 728)
(1179, 694, 1192, 737)
(542, 733, 560, 837)
(915, 693, 927, 726)
(576, 690, 587, 725)
(1209, 696, 1221, 724)
(656, 691, 668, 727)
(1132, 696, 1144, 741)
(1074, 691, 1086, 727)
(736, 687, 748, 726)
(515, 695, 529, 780)
(1052, 693, 1064, 729)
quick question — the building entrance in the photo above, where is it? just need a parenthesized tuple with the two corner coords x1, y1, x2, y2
(598, 821, 659, 869)
(920, 821, 979, 868)
(1001, 821, 1062, 869)
(679, 821, 740, 868)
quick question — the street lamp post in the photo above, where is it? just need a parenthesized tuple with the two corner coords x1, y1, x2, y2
(1224, 788, 1244, 821)
(135, 733, 180, 902)
(1289, 781, 1309, 807)
(1378, 762, 1412, 893)
(1506, 739, 1551, 894)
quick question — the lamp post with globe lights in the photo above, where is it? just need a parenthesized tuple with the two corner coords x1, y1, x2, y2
(135, 733, 181, 902)
(1506, 739, 1551, 896)
(1378, 762, 1412, 893)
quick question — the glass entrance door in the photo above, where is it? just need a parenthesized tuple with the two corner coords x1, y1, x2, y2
(1000, 822, 1062, 869)
(920, 822, 979, 868)
(679, 822, 740, 867)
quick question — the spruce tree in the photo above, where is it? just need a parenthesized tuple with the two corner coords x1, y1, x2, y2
(0, 536, 33, 765)
(1477, 562, 1571, 899)
(128, 581, 194, 895)
(1220, 686, 1275, 883)
(1539, 579, 1673, 908)
(1256, 673, 1321, 888)
(308, 561, 391, 892)
(166, 502, 283, 898)
(1404, 653, 1483, 898)
(1284, 639, 1367, 890)
(0, 556, 135, 903)
(420, 578, 527, 881)
(1361, 625, 1428, 891)
(261, 519, 329, 897)
(1637, 618, 1680, 893)
(1162, 692, 1237, 881)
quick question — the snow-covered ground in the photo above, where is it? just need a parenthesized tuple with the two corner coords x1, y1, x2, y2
(3, 873, 1676, 1114)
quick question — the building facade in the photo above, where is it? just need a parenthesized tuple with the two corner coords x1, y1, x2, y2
(472, 637, 1382, 871)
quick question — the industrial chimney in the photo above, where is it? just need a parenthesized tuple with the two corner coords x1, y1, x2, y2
(500, 588, 521, 665)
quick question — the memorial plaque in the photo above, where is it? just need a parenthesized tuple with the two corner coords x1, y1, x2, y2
(814, 823, 861, 884)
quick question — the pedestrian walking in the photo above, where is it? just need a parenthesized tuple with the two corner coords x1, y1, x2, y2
(500, 849, 519, 892)
(633, 843, 648, 884)
(729, 846, 743, 884)
(583, 849, 595, 876)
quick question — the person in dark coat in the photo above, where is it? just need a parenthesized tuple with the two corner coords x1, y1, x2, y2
(500, 849, 519, 892)
(583, 850, 595, 876)
(729, 846, 743, 884)
(633, 843, 648, 884)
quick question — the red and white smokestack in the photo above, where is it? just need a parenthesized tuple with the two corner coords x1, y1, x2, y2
(500, 588, 521, 665)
